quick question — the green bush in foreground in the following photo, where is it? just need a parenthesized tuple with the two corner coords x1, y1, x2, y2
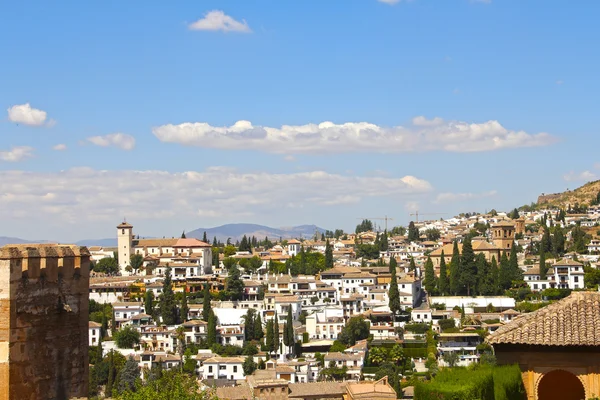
(415, 364, 525, 400)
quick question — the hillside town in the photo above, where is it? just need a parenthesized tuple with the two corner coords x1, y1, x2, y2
(79, 201, 600, 399)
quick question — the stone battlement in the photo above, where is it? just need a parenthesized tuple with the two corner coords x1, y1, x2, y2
(0, 244, 90, 282)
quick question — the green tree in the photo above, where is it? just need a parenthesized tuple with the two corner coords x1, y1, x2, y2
(242, 309, 257, 341)
(207, 310, 217, 346)
(211, 247, 219, 269)
(144, 290, 154, 320)
(498, 252, 512, 290)
(106, 351, 115, 398)
(425, 228, 441, 241)
(95, 257, 119, 275)
(552, 225, 566, 256)
(283, 307, 295, 356)
(160, 267, 178, 325)
(442, 351, 459, 367)
(539, 251, 547, 280)
(407, 221, 420, 242)
(409, 257, 417, 273)
(118, 356, 140, 393)
(115, 326, 141, 349)
(129, 254, 144, 275)
(355, 219, 374, 233)
(226, 264, 245, 301)
(449, 241, 461, 295)
(475, 254, 494, 295)
(438, 251, 448, 295)
(202, 283, 211, 322)
(265, 319, 275, 354)
(424, 256, 436, 293)
(338, 316, 370, 346)
(254, 314, 263, 341)
(325, 239, 333, 269)
(179, 288, 189, 324)
(509, 244, 522, 282)
(388, 257, 401, 317)
(509, 208, 520, 219)
(243, 356, 257, 375)
(202, 231, 208, 243)
(368, 347, 388, 365)
(273, 313, 280, 354)
(460, 236, 476, 295)
(182, 348, 197, 375)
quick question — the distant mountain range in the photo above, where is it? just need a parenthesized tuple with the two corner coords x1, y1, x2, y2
(187, 223, 327, 242)
(0, 223, 327, 248)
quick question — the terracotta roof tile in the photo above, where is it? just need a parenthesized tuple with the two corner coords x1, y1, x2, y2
(487, 292, 600, 346)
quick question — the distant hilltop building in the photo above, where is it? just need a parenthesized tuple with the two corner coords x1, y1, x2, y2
(0, 244, 90, 400)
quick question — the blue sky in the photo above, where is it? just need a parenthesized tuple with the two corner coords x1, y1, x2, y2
(1, 0, 599, 241)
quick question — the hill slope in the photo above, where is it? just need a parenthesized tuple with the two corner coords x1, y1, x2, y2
(187, 223, 326, 242)
(537, 180, 600, 208)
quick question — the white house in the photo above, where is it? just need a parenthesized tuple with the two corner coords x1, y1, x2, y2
(411, 308, 432, 323)
(199, 356, 245, 381)
(287, 240, 301, 257)
(305, 307, 345, 340)
(113, 302, 145, 329)
(89, 321, 102, 346)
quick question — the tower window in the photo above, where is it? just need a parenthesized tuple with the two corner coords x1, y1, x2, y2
(122, 229, 125, 235)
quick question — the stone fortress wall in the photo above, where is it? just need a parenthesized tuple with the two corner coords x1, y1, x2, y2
(0, 244, 90, 400)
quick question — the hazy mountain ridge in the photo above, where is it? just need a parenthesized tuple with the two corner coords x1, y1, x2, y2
(187, 223, 326, 242)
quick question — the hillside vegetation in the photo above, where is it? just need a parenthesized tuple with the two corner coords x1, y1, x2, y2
(537, 180, 600, 209)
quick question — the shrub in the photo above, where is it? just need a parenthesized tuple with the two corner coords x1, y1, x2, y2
(404, 323, 429, 334)
(438, 319, 456, 331)
(493, 365, 526, 400)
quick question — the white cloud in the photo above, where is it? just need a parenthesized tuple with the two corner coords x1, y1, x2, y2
(0, 167, 432, 224)
(0, 146, 34, 162)
(153, 117, 557, 154)
(7, 103, 53, 127)
(283, 155, 296, 162)
(434, 190, 497, 204)
(378, 0, 401, 4)
(556, 80, 564, 85)
(188, 10, 251, 33)
(53, 144, 67, 151)
(563, 170, 597, 182)
(87, 133, 136, 150)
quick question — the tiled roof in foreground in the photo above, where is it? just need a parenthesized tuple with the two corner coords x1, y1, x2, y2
(487, 291, 600, 346)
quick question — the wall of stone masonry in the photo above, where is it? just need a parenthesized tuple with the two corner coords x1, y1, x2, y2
(0, 244, 90, 400)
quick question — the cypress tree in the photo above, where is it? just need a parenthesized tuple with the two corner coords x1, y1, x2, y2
(285, 308, 295, 355)
(407, 221, 419, 242)
(160, 267, 177, 325)
(438, 251, 448, 295)
(449, 241, 461, 295)
(509, 244, 522, 282)
(325, 239, 333, 270)
(202, 283, 211, 322)
(475, 253, 493, 295)
(254, 314, 264, 340)
(460, 236, 476, 296)
(265, 319, 274, 353)
(180, 286, 189, 324)
(106, 351, 115, 397)
(539, 251, 547, 280)
(207, 309, 217, 346)
(409, 257, 417, 273)
(490, 256, 499, 295)
(181, 231, 186, 239)
(388, 256, 401, 317)
(212, 236, 218, 247)
(144, 289, 154, 320)
(424, 256, 436, 294)
(273, 312, 280, 355)
(498, 252, 512, 290)
(202, 231, 208, 243)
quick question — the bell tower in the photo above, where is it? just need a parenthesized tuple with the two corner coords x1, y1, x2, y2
(492, 221, 515, 251)
(117, 220, 133, 275)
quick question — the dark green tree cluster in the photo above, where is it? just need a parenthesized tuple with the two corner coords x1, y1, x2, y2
(225, 263, 245, 300)
(325, 240, 334, 269)
(425, 228, 441, 241)
(355, 219, 374, 233)
(238, 235, 252, 252)
(238, 256, 262, 273)
(388, 257, 401, 317)
(114, 325, 141, 349)
(407, 221, 420, 242)
(442, 239, 522, 296)
(374, 230, 389, 251)
(242, 308, 264, 342)
(94, 256, 119, 275)
(508, 208, 520, 219)
(285, 248, 326, 275)
(159, 267, 178, 325)
(338, 316, 370, 346)
(265, 312, 280, 355)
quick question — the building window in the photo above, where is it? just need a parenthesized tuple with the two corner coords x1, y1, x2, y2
(209, 366, 213, 373)
(233, 366, 237, 372)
